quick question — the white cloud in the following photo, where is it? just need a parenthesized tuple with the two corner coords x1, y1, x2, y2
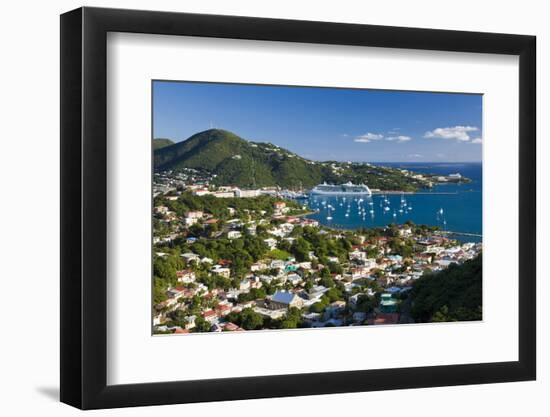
(354, 132, 413, 143)
(340, 133, 349, 138)
(386, 135, 412, 142)
(424, 126, 479, 142)
(354, 132, 384, 143)
(470, 137, 483, 144)
(408, 153, 423, 158)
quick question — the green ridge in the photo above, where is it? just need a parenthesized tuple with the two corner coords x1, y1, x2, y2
(154, 129, 428, 191)
(153, 138, 175, 150)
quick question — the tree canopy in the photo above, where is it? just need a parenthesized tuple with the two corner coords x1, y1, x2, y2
(411, 254, 482, 322)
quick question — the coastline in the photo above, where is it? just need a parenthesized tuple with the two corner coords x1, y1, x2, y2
(304, 216, 483, 244)
(303, 162, 482, 241)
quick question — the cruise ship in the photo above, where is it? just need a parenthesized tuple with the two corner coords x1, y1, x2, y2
(310, 181, 372, 196)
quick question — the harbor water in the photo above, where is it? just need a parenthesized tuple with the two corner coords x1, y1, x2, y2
(305, 162, 482, 243)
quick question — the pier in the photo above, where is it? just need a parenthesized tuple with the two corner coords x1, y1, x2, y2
(440, 231, 483, 238)
(371, 191, 458, 195)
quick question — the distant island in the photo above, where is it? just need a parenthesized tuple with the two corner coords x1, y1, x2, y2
(153, 129, 469, 192)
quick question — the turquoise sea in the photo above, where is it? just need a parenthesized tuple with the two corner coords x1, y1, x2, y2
(306, 163, 482, 243)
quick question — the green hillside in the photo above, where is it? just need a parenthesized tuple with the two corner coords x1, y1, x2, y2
(153, 138, 175, 150)
(154, 129, 429, 190)
(154, 129, 325, 188)
(411, 254, 482, 322)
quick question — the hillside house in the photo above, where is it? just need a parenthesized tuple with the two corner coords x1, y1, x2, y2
(268, 291, 304, 310)
(176, 269, 196, 284)
(227, 230, 242, 239)
(211, 266, 231, 279)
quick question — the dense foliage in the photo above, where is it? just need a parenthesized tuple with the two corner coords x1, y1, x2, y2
(155, 192, 302, 221)
(154, 129, 429, 190)
(153, 254, 185, 304)
(411, 254, 482, 322)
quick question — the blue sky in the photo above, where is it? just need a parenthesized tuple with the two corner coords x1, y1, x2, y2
(153, 81, 482, 162)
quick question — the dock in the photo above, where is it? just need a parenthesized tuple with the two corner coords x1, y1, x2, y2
(371, 191, 459, 195)
(440, 231, 483, 238)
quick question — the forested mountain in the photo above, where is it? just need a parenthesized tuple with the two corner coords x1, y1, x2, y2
(154, 129, 429, 190)
(153, 138, 175, 150)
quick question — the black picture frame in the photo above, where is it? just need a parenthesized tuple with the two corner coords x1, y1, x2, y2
(60, 6, 536, 410)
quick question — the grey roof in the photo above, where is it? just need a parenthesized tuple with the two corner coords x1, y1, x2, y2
(271, 291, 297, 304)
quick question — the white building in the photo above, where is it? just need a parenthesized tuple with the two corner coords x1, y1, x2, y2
(212, 266, 231, 278)
(270, 259, 286, 270)
(264, 238, 278, 250)
(181, 252, 200, 263)
(286, 273, 303, 286)
(184, 216, 198, 226)
(212, 191, 235, 198)
(186, 211, 203, 219)
(235, 189, 261, 198)
(184, 315, 196, 330)
(176, 270, 196, 284)
(239, 280, 251, 291)
(251, 262, 268, 272)
(227, 230, 242, 239)
(349, 249, 367, 261)
(193, 189, 211, 196)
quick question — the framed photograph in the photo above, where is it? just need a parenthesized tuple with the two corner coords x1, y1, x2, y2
(60, 6, 536, 410)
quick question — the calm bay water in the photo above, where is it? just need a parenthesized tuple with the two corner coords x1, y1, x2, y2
(306, 163, 482, 242)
